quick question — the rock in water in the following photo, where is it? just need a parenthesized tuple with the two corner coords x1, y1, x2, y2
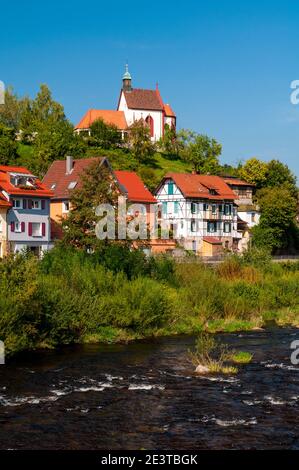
(195, 364, 210, 374)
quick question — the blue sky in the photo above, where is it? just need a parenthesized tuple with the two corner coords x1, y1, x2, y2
(1, 0, 299, 177)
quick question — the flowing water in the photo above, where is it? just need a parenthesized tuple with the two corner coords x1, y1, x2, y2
(1, 327, 299, 449)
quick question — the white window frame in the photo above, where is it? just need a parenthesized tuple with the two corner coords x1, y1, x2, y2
(15, 221, 21, 233)
(31, 200, 41, 210)
(224, 222, 231, 233)
(62, 201, 70, 213)
(31, 222, 42, 237)
(12, 199, 22, 209)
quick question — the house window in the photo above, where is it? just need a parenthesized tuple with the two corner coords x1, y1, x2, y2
(207, 221, 217, 233)
(62, 201, 70, 213)
(162, 202, 168, 214)
(68, 181, 77, 190)
(12, 199, 22, 209)
(224, 222, 231, 233)
(191, 219, 197, 232)
(224, 204, 232, 215)
(203, 203, 209, 211)
(32, 223, 41, 237)
(191, 202, 197, 214)
(212, 204, 216, 214)
(31, 200, 41, 210)
(51, 183, 56, 190)
(145, 115, 154, 138)
(174, 201, 179, 214)
(15, 221, 21, 233)
(167, 182, 174, 195)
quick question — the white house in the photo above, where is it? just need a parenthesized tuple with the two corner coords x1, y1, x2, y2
(155, 173, 240, 256)
(0, 165, 53, 256)
(75, 65, 176, 142)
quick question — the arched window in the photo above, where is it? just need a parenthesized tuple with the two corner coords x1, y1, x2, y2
(145, 115, 154, 137)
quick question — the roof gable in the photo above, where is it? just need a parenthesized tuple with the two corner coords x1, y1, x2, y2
(123, 89, 164, 111)
(163, 173, 237, 200)
(114, 171, 157, 203)
(43, 157, 110, 199)
(0, 166, 53, 198)
(75, 110, 127, 130)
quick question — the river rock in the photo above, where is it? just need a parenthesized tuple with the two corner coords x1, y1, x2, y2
(195, 364, 210, 374)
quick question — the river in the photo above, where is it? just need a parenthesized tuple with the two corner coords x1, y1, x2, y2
(1, 327, 299, 449)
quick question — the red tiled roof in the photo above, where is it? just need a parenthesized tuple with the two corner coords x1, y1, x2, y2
(0, 166, 53, 197)
(164, 104, 176, 118)
(0, 192, 11, 208)
(203, 236, 222, 244)
(164, 173, 237, 200)
(114, 171, 157, 203)
(123, 89, 164, 111)
(75, 110, 127, 130)
(43, 157, 108, 200)
(223, 177, 255, 187)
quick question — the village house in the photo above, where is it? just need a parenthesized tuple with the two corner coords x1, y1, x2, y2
(0, 165, 53, 256)
(43, 156, 176, 252)
(155, 173, 240, 256)
(223, 176, 260, 252)
(75, 65, 176, 142)
(0, 193, 11, 257)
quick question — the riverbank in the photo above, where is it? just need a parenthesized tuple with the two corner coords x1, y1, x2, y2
(1, 245, 299, 358)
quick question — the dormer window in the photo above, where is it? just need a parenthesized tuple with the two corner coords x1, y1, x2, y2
(68, 181, 77, 190)
(209, 189, 217, 195)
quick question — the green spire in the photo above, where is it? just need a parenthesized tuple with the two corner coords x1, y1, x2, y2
(123, 63, 131, 80)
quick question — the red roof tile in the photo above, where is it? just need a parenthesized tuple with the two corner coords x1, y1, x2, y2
(123, 89, 163, 111)
(43, 157, 108, 200)
(223, 176, 255, 187)
(203, 236, 222, 244)
(0, 193, 11, 208)
(75, 110, 127, 130)
(114, 171, 157, 203)
(164, 173, 237, 200)
(0, 166, 53, 198)
(164, 104, 176, 117)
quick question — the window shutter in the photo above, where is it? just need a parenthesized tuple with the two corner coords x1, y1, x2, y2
(41, 199, 45, 210)
(28, 222, 32, 236)
(11, 221, 15, 232)
(23, 199, 27, 209)
(42, 223, 46, 237)
(21, 222, 25, 232)
(28, 200, 33, 209)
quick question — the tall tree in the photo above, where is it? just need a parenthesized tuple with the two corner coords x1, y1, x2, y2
(34, 120, 86, 176)
(0, 124, 18, 165)
(61, 160, 119, 250)
(89, 118, 122, 149)
(128, 120, 156, 164)
(239, 157, 268, 188)
(252, 186, 298, 252)
(265, 159, 297, 197)
(179, 131, 222, 174)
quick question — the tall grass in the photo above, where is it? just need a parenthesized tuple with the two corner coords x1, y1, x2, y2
(1, 247, 299, 357)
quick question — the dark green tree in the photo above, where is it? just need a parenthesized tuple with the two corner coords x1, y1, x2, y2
(265, 159, 297, 197)
(61, 159, 119, 250)
(179, 131, 222, 174)
(0, 124, 18, 165)
(252, 186, 298, 252)
(128, 120, 156, 164)
(89, 118, 122, 149)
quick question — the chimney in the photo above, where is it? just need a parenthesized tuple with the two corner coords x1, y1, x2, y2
(66, 155, 73, 174)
